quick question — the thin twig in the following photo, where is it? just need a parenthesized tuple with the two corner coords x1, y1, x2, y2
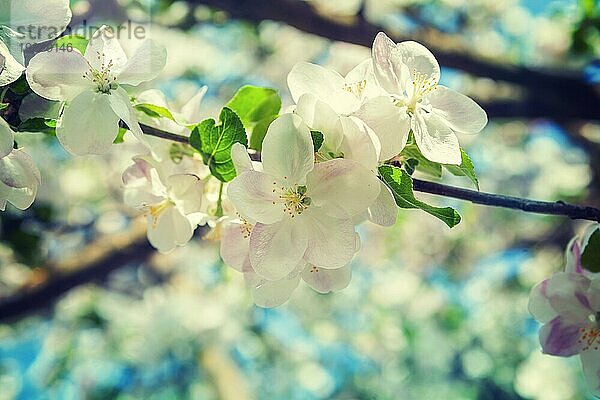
(411, 178, 600, 222)
(138, 122, 600, 222)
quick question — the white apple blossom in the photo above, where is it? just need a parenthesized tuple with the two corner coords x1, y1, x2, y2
(220, 215, 353, 308)
(356, 32, 488, 164)
(294, 93, 397, 227)
(0, 0, 72, 86)
(0, 117, 40, 210)
(227, 113, 380, 281)
(529, 224, 600, 397)
(26, 26, 166, 155)
(287, 58, 379, 115)
(122, 155, 204, 253)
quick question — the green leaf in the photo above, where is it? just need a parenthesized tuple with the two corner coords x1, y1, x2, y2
(444, 149, 479, 190)
(54, 35, 89, 55)
(0, 103, 7, 110)
(226, 85, 281, 128)
(581, 228, 600, 273)
(400, 143, 442, 178)
(379, 165, 462, 228)
(113, 127, 128, 144)
(311, 130, 324, 152)
(189, 107, 248, 182)
(404, 158, 419, 176)
(10, 75, 30, 95)
(17, 118, 57, 135)
(135, 103, 176, 121)
(249, 115, 277, 151)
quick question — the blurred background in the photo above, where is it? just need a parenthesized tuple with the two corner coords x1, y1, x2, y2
(1, 0, 600, 398)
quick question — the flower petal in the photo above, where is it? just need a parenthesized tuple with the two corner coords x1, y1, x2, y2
(227, 171, 282, 224)
(57, 91, 120, 155)
(231, 142, 254, 174)
(295, 93, 343, 152)
(147, 206, 194, 253)
(354, 96, 410, 161)
(539, 316, 586, 357)
(0, 40, 24, 87)
(301, 263, 352, 294)
(529, 279, 559, 324)
(338, 116, 379, 171)
(220, 220, 251, 272)
(179, 86, 208, 125)
(396, 40, 440, 84)
(0, 117, 15, 158)
(246, 268, 301, 308)
(412, 111, 461, 165)
(565, 237, 583, 274)
(0, 146, 40, 189)
(287, 62, 359, 114)
(545, 272, 593, 321)
(117, 39, 167, 86)
(303, 209, 357, 269)
(249, 220, 309, 281)
(85, 26, 128, 72)
(581, 348, 600, 397)
(262, 113, 314, 185)
(0, 149, 39, 210)
(167, 174, 203, 215)
(108, 87, 149, 148)
(1, 0, 71, 43)
(367, 180, 398, 227)
(345, 58, 381, 100)
(371, 32, 404, 95)
(307, 158, 380, 218)
(25, 50, 90, 101)
(429, 86, 487, 134)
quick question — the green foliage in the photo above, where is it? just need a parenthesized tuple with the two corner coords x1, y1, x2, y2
(113, 128, 129, 144)
(249, 114, 277, 151)
(311, 130, 324, 152)
(54, 35, 89, 55)
(225, 85, 281, 151)
(444, 149, 480, 190)
(379, 165, 462, 228)
(400, 141, 479, 190)
(582, 228, 600, 273)
(9, 76, 30, 96)
(189, 107, 248, 182)
(17, 118, 57, 135)
(134, 103, 176, 121)
(401, 143, 442, 178)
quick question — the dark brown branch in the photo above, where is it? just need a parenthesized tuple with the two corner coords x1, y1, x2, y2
(0, 222, 154, 322)
(412, 178, 600, 222)
(189, 0, 600, 120)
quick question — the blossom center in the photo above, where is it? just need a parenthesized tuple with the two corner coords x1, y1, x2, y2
(146, 199, 173, 227)
(395, 69, 438, 114)
(579, 324, 600, 351)
(274, 182, 311, 218)
(343, 80, 367, 97)
(84, 51, 119, 94)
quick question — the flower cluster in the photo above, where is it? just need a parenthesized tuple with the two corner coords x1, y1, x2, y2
(529, 224, 600, 396)
(214, 33, 487, 305)
(0, 21, 491, 305)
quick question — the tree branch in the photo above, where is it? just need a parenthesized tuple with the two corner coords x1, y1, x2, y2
(188, 0, 600, 121)
(137, 123, 600, 222)
(411, 178, 600, 222)
(0, 221, 154, 322)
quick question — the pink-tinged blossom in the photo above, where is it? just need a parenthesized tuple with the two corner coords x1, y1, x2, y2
(529, 224, 600, 396)
(227, 113, 380, 281)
